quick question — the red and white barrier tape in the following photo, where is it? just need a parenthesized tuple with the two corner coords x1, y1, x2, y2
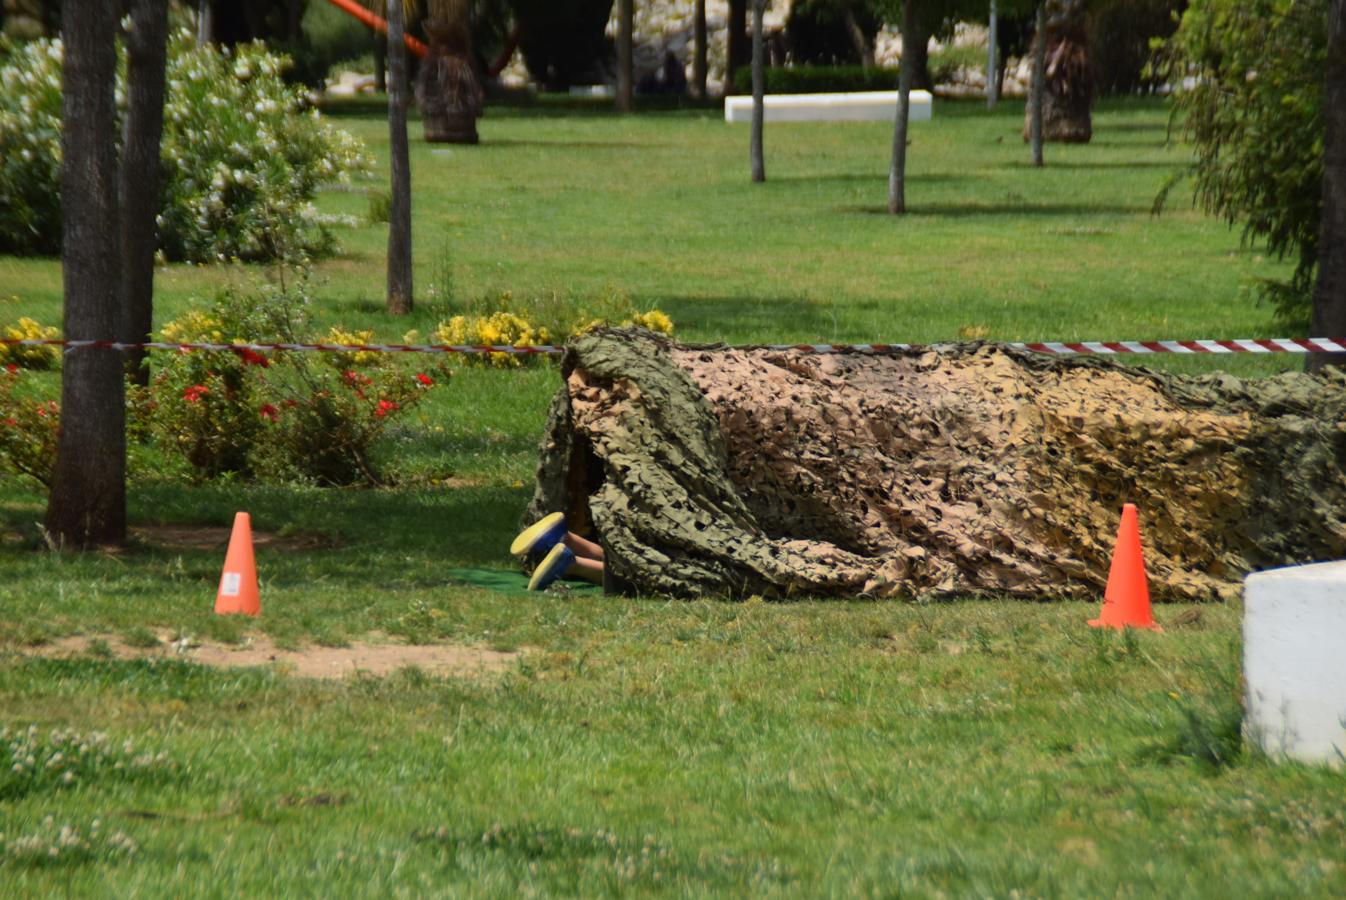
(3, 337, 1346, 357)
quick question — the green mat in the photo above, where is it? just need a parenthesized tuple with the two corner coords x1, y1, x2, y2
(444, 567, 602, 595)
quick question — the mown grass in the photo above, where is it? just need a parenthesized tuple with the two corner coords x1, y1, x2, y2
(2, 97, 1343, 895)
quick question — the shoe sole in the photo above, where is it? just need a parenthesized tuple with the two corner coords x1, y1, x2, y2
(527, 543, 574, 591)
(510, 512, 566, 557)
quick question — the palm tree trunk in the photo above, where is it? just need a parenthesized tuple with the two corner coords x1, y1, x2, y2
(750, 0, 765, 182)
(1309, 0, 1346, 372)
(386, 0, 413, 315)
(121, 0, 170, 386)
(888, 0, 916, 214)
(1029, 3, 1045, 167)
(616, 0, 633, 112)
(46, 0, 126, 548)
(693, 0, 707, 99)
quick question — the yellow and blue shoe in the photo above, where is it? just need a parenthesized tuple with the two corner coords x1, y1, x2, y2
(510, 512, 566, 559)
(527, 543, 575, 591)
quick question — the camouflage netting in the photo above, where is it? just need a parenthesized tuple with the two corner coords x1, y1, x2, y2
(524, 329, 1346, 601)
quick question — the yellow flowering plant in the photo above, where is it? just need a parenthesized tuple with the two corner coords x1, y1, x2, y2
(0, 317, 61, 370)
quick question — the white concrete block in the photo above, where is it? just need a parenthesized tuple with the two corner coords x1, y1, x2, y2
(724, 91, 933, 124)
(1244, 560, 1346, 768)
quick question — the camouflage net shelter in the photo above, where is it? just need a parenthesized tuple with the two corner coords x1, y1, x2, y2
(524, 329, 1346, 601)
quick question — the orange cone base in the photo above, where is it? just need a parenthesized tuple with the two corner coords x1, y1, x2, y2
(1088, 616, 1162, 632)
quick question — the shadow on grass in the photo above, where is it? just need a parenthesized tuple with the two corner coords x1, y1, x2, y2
(656, 295, 850, 339)
(772, 172, 971, 185)
(130, 480, 532, 567)
(485, 137, 649, 150)
(839, 202, 1147, 217)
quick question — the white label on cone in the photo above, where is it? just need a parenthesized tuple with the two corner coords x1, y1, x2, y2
(221, 572, 241, 597)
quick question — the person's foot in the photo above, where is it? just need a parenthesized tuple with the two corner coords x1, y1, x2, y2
(527, 543, 575, 591)
(510, 512, 566, 559)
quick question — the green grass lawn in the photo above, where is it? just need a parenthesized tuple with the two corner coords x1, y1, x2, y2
(2, 97, 1343, 895)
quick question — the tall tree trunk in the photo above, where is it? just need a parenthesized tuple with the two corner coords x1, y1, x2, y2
(986, 0, 998, 109)
(120, 0, 170, 387)
(888, 0, 916, 214)
(1309, 0, 1346, 372)
(196, 0, 213, 45)
(750, 0, 765, 183)
(1029, 3, 1045, 167)
(616, 0, 633, 112)
(46, 0, 126, 548)
(386, 0, 413, 315)
(692, 0, 707, 99)
(728, 0, 747, 92)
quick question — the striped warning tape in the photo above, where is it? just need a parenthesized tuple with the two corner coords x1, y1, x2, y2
(3, 337, 1346, 357)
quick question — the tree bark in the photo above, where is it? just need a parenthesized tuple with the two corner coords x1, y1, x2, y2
(986, 0, 998, 109)
(1309, 0, 1346, 372)
(120, 0, 170, 387)
(616, 0, 633, 112)
(750, 0, 765, 183)
(1029, 3, 1045, 166)
(46, 0, 126, 548)
(527, 330, 1346, 601)
(888, 0, 916, 215)
(386, 0, 413, 315)
(727, 0, 748, 92)
(692, 0, 707, 99)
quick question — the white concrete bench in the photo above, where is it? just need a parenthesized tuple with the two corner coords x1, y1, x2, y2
(1244, 560, 1346, 768)
(724, 90, 933, 124)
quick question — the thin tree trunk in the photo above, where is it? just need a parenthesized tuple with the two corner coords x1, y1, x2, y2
(196, 0, 213, 45)
(386, 0, 413, 315)
(728, 0, 747, 92)
(1029, 3, 1045, 167)
(888, 0, 916, 214)
(986, 0, 998, 109)
(616, 0, 633, 112)
(1309, 0, 1346, 372)
(693, 0, 707, 99)
(46, 0, 126, 548)
(750, 0, 765, 183)
(120, 0, 170, 387)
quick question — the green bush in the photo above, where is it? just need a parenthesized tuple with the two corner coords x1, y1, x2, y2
(1159, 0, 1326, 324)
(1087, 0, 1184, 96)
(731, 64, 898, 95)
(0, 31, 367, 263)
(785, 0, 883, 66)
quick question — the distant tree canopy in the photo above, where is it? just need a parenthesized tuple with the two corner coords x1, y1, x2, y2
(1161, 0, 1328, 324)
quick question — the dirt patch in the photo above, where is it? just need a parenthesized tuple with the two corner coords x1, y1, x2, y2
(17, 633, 524, 681)
(131, 525, 341, 552)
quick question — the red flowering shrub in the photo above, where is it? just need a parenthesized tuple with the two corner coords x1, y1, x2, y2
(141, 279, 448, 486)
(0, 365, 59, 486)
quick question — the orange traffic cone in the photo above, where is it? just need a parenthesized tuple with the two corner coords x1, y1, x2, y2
(1089, 503, 1162, 632)
(214, 512, 260, 616)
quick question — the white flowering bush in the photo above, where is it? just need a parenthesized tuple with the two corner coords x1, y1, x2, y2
(1, 817, 139, 868)
(0, 725, 175, 800)
(0, 39, 63, 255)
(0, 31, 367, 262)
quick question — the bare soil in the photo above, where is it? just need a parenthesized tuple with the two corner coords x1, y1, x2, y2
(17, 633, 525, 681)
